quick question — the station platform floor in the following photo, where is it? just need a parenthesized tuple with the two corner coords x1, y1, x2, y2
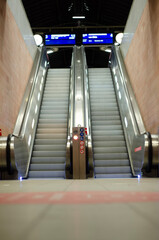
(0, 178, 159, 240)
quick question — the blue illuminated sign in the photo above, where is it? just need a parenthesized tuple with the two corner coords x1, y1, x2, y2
(82, 33, 113, 45)
(80, 132, 84, 137)
(45, 34, 76, 45)
(80, 128, 84, 132)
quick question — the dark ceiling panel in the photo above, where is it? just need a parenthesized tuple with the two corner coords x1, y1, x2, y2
(22, 0, 133, 32)
(21, 0, 133, 68)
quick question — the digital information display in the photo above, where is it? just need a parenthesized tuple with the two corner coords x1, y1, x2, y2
(82, 33, 113, 45)
(45, 34, 76, 45)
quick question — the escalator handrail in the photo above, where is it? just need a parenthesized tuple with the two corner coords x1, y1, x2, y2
(13, 47, 44, 138)
(113, 46, 146, 135)
(81, 46, 94, 177)
(65, 47, 75, 177)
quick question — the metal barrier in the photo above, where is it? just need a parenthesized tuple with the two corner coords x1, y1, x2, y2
(110, 46, 158, 176)
(0, 47, 49, 179)
(71, 46, 86, 179)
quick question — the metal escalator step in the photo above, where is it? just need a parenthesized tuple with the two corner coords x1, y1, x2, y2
(36, 133, 66, 139)
(35, 139, 66, 145)
(45, 86, 69, 89)
(92, 116, 120, 121)
(91, 107, 118, 112)
(44, 89, 69, 92)
(43, 96, 68, 99)
(45, 82, 69, 85)
(31, 157, 66, 164)
(90, 90, 115, 94)
(93, 141, 126, 147)
(91, 103, 117, 107)
(91, 99, 117, 103)
(93, 130, 123, 135)
(93, 147, 127, 153)
(42, 102, 68, 106)
(38, 119, 66, 124)
(93, 135, 124, 141)
(39, 114, 67, 119)
(94, 159, 130, 166)
(90, 97, 116, 101)
(95, 173, 132, 178)
(30, 163, 65, 171)
(32, 151, 66, 157)
(45, 82, 69, 86)
(34, 145, 66, 151)
(43, 94, 69, 98)
(28, 171, 65, 179)
(90, 80, 112, 83)
(92, 120, 121, 125)
(92, 125, 122, 131)
(41, 105, 68, 110)
(37, 128, 67, 134)
(38, 123, 67, 128)
(91, 111, 119, 116)
(41, 102, 68, 107)
(95, 166, 131, 174)
(94, 153, 128, 160)
(90, 87, 112, 90)
(90, 93, 115, 97)
(40, 109, 68, 114)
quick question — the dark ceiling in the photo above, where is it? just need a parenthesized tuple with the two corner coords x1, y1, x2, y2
(22, 0, 133, 33)
(22, 0, 133, 68)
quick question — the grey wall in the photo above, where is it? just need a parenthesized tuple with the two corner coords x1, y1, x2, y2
(120, 0, 147, 58)
(7, 0, 37, 60)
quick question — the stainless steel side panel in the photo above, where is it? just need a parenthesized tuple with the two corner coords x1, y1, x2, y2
(12, 48, 48, 178)
(110, 46, 147, 176)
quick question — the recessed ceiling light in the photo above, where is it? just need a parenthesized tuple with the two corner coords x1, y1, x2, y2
(47, 49, 54, 54)
(72, 16, 85, 19)
(105, 48, 111, 53)
(34, 34, 43, 46)
(115, 33, 123, 44)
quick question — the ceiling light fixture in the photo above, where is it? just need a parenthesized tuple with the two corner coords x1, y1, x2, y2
(47, 49, 54, 54)
(72, 16, 85, 19)
(34, 34, 43, 46)
(105, 48, 111, 53)
(115, 33, 124, 44)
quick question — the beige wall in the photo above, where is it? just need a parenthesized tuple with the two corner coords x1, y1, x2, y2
(0, 0, 34, 135)
(123, 0, 159, 134)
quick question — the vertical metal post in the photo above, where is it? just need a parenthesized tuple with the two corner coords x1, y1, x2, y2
(73, 127, 86, 179)
(72, 46, 86, 179)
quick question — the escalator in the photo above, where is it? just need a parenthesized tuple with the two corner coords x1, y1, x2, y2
(89, 68, 132, 178)
(29, 69, 70, 179)
(0, 46, 158, 180)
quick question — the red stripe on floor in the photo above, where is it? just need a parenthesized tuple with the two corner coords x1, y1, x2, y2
(0, 191, 159, 204)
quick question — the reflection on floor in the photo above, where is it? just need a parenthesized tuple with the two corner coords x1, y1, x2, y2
(0, 178, 159, 240)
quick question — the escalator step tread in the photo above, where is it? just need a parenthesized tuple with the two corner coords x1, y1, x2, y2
(89, 68, 131, 178)
(30, 163, 65, 171)
(35, 139, 66, 145)
(28, 68, 70, 179)
(93, 146, 127, 153)
(94, 159, 130, 166)
(95, 173, 132, 178)
(28, 171, 65, 178)
(31, 157, 66, 163)
(94, 152, 128, 160)
(33, 145, 66, 151)
(95, 166, 131, 174)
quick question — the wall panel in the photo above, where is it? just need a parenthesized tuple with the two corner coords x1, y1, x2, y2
(124, 0, 159, 133)
(0, 0, 33, 135)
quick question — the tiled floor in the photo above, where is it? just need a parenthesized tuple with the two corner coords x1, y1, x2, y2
(0, 178, 159, 240)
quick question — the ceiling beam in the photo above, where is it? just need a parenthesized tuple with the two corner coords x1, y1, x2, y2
(32, 25, 124, 32)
